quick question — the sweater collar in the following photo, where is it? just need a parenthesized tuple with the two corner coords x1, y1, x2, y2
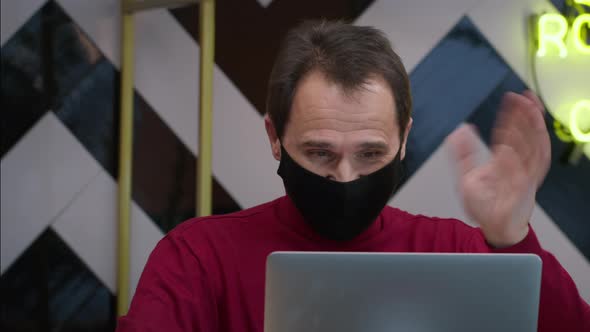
(275, 195, 386, 249)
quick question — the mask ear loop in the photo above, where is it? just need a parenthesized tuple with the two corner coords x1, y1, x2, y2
(395, 139, 407, 187)
(278, 141, 290, 160)
(399, 159, 408, 186)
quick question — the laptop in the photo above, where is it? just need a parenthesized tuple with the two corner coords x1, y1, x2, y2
(264, 252, 541, 332)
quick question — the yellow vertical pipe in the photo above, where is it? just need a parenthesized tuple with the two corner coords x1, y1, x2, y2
(117, 6, 134, 317)
(197, 0, 215, 217)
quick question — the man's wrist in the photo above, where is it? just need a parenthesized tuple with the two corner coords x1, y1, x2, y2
(483, 224, 530, 249)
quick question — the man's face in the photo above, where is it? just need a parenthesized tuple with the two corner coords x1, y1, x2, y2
(266, 70, 411, 182)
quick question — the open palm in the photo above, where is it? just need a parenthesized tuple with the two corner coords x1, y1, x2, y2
(448, 91, 551, 248)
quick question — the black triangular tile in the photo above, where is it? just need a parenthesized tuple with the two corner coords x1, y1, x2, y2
(1, 1, 104, 158)
(0, 228, 116, 332)
(1, 1, 242, 232)
(170, 0, 376, 115)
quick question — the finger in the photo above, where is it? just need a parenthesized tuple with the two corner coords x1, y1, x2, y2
(513, 92, 551, 182)
(527, 109, 551, 185)
(494, 94, 527, 137)
(492, 126, 533, 168)
(523, 90, 545, 114)
(493, 95, 535, 162)
(500, 91, 537, 118)
(447, 124, 479, 177)
(495, 92, 551, 185)
(496, 92, 542, 144)
(524, 99, 551, 184)
(521, 91, 547, 132)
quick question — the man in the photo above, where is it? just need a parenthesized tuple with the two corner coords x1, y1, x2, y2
(116, 21, 589, 331)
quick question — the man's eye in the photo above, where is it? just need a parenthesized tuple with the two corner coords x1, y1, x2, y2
(360, 151, 382, 159)
(359, 151, 383, 161)
(308, 150, 332, 159)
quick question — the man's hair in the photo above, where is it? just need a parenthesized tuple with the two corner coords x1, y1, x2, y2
(266, 20, 412, 140)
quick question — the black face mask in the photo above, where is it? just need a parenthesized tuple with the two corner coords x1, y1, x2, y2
(277, 146, 404, 241)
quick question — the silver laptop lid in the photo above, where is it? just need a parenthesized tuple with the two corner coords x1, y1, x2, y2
(264, 252, 541, 332)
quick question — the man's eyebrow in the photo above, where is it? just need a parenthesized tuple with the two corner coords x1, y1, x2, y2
(357, 141, 389, 150)
(299, 141, 335, 149)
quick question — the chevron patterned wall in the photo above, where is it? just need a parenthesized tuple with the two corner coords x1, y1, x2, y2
(1, 0, 589, 330)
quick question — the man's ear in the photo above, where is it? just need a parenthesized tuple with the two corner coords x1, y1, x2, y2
(400, 117, 413, 160)
(264, 114, 281, 161)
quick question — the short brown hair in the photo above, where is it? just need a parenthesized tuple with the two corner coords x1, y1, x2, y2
(266, 20, 412, 140)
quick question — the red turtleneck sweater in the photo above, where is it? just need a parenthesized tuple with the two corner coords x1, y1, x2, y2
(116, 196, 589, 331)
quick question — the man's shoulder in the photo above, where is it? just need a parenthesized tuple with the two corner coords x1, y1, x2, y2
(167, 197, 281, 239)
(381, 205, 480, 251)
(381, 205, 475, 232)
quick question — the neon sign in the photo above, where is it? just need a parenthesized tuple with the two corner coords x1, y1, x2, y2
(534, 0, 590, 155)
(570, 100, 590, 142)
(537, 13, 590, 57)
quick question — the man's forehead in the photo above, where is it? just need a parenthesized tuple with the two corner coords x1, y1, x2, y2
(286, 73, 398, 139)
(293, 71, 394, 105)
